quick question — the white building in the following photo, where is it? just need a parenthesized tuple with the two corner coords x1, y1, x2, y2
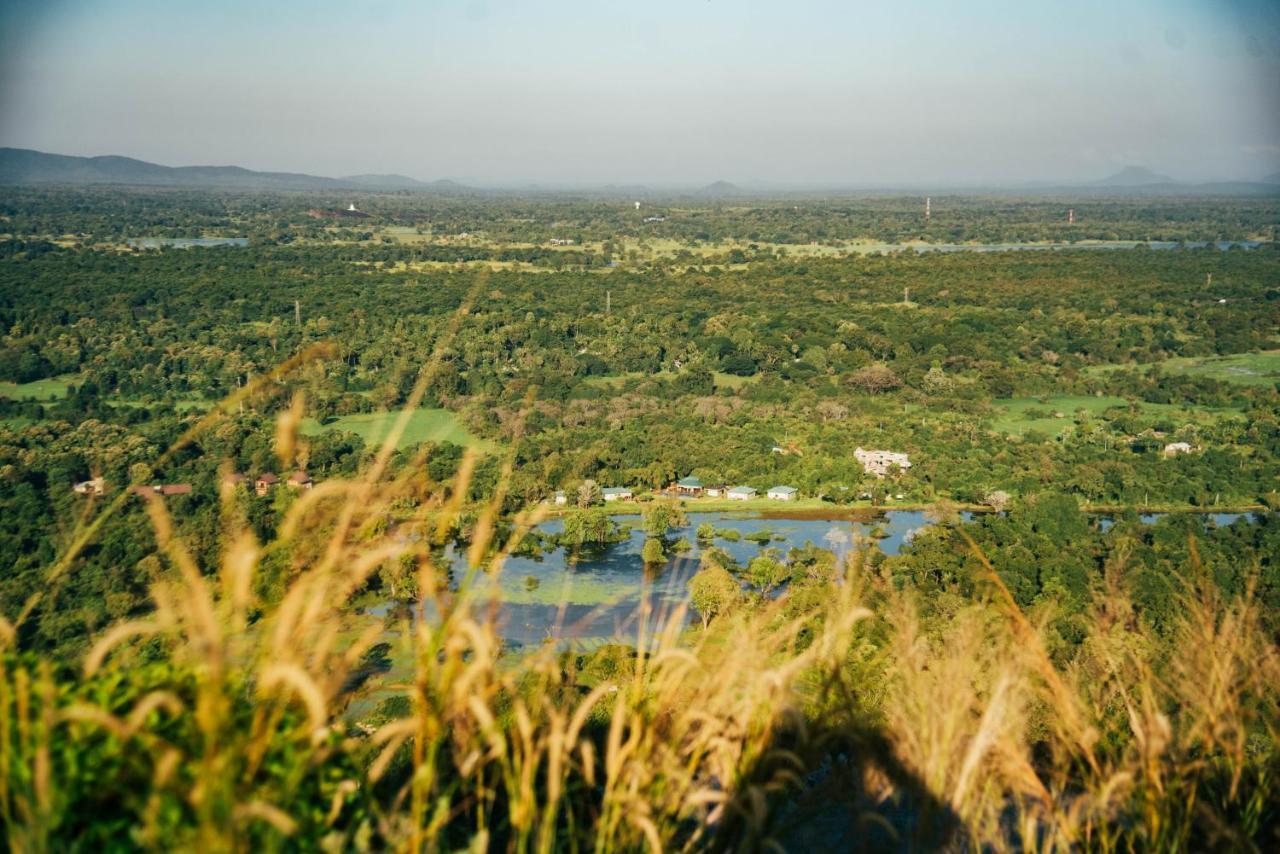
(1163, 442, 1195, 457)
(73, 477, 105, 496)
(602, 487, 633, 502)
(553, 490, 567, 506)
(767, 486, 797, 501)
(727, 486, 757, 500)
(855, 447, 912, 478)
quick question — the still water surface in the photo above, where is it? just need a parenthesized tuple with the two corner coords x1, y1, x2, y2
(370, 510, 1262, 647)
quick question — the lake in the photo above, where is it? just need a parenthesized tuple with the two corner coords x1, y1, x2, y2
(363, 507, 1267, 650)
(383, 510, 970, 648)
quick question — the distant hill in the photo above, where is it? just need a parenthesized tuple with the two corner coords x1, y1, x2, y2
(1096, 166, 1177, 187)
(339, 173, 429, 190)
(697, 180, 743, 198)
(0, 147, 350, 190)
(0, 147, 464, 192)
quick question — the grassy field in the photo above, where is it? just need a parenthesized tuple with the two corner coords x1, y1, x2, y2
(0, 374, 77, 400)
(711, 370, 760, 390)
(1086, 350, 1280, 387)
(990, 394, 1243, 437)
(1157, 351, 1280, 387)
(299, 408, 491, 451)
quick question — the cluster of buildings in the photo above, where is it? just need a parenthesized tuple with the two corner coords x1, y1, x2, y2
(675, 477, 797, 501)
(553, 476, 802, 506)
(73, 471, 315, 500)
(550, 446, 914, 508)
(231, 471, 314, 496)
(670, 477, 799, 501)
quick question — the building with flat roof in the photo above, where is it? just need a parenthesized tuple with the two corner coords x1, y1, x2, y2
(855, 447, 912, 478)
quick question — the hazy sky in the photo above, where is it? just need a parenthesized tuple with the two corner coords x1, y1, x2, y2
(1, 0, 1278, 186)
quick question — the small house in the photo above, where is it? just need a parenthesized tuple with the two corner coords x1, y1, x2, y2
(73, 477, 105, 496)
(287, 471, 314, 490)
(128, 483, 192, 499)
(704, 485, 726, 498)
(1163, 442, 1195, 457)
(553, 490, 568, 506)
(255, 473, 280, 496)
(675, 476, 704, 496)
(727, 485, 757, 500)
(602, 487, 633, 502)
(767, 486, 798, 501)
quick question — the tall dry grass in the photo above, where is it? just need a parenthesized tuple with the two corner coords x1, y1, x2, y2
(0, 410, 877, 850)
(1, 323, 1276, 850)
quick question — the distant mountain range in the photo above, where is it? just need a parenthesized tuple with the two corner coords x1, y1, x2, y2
(1, 147, 1277, 196)
(0, 148, 467, 192)
(1095, 166, 1177, 187)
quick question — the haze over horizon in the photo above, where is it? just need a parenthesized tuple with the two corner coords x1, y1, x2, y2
(1, 0, 1278, 187)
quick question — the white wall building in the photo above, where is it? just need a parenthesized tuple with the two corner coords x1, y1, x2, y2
(855, 447, 912, 478)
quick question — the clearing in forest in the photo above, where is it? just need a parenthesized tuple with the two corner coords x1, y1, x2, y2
(299, 408, 490, 451)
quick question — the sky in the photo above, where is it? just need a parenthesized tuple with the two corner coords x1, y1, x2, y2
(1, 0, 1278, 187)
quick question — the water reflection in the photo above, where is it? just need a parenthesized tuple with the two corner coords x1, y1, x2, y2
(383, 511, 972, 646)
(367, 509, 1264, 646)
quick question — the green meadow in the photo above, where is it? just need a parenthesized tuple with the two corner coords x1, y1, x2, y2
(0, 374, 77, 401)
(1087, 350, 1280, 387)
(990, 394, 1242, 437)
(299, 408, 489, 451)
(1159, 351, 1280, 387)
